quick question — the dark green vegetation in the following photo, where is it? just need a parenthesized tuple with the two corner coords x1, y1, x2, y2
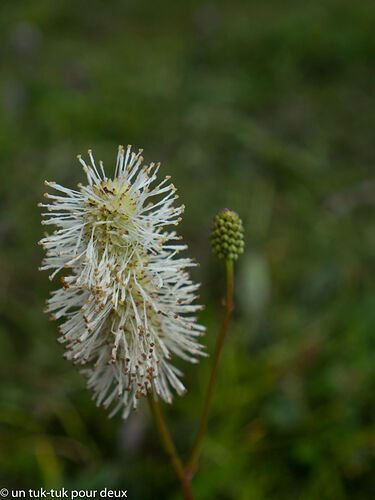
(1, 1, 375, 498)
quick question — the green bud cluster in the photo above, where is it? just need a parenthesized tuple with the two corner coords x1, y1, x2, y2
(211, 209, 244, 261)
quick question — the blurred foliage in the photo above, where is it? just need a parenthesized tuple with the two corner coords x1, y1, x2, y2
(1, 0, 375, 498)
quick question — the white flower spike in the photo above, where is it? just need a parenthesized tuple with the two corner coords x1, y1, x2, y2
(39, 145, 206, 418)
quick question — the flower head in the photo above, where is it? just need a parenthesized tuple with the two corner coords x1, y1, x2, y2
(39, 145, 206, 418)
(211, 209, 244, 261)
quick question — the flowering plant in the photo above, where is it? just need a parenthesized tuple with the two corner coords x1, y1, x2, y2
(39, 145, 243, 499)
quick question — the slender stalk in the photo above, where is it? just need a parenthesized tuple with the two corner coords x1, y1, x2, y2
(185, 260, 234, 476)
(148, 396, 194, 500)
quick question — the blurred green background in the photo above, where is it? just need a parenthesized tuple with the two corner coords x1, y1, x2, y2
(1, 0, 375, 498)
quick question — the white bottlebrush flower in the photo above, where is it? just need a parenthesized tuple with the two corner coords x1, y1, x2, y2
(39, 145, 206, 418)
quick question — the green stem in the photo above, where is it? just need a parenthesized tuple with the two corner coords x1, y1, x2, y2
(148, 396, 194, 500)
(185, 260, 234, 476)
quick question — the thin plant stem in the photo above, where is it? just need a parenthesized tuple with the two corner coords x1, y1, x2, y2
(185, 259, 234, 476)
(148, 395, 194, 500)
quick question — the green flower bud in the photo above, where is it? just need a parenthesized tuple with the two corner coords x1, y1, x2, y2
(211, 209, 244, 261)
